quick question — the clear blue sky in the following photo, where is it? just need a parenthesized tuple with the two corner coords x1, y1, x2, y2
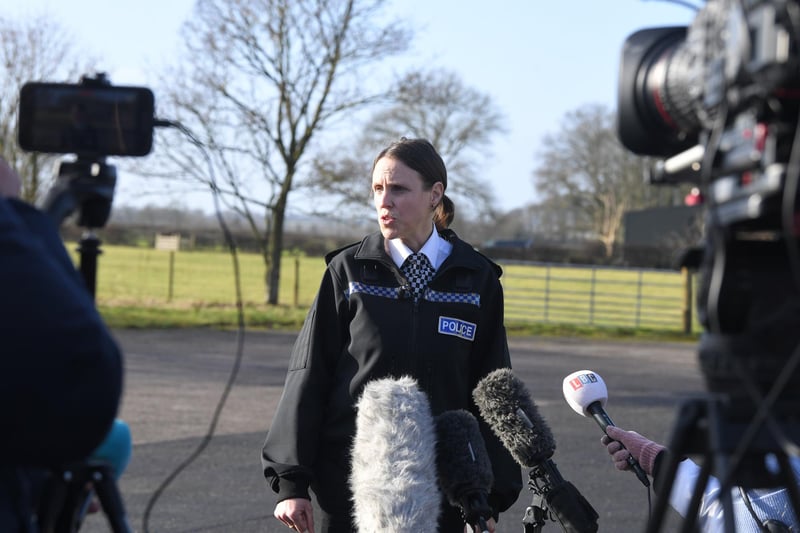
(3, 0, 696, 214)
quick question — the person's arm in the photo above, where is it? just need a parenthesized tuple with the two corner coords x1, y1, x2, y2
(602, 425, 666, 477)
(0, 166, 122, 466)
(261, 265, 346, 502)
(602, 425, 707, 519)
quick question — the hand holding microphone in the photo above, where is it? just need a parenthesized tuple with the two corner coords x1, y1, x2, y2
(602, 426, 665, 477)
(562, 370, 651, 487)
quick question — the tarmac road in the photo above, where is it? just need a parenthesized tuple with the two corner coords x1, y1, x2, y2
(78, 329, 704, 532)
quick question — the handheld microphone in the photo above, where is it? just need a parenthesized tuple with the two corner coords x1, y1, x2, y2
(350, 376, 441, 532)
(562, 370, 650, 487)
(473, 368, 598, 532)
(89, 418, 133, 479)
(434, 409, 493, 533)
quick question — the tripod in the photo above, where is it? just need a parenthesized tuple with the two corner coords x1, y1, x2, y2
(36, 157, 133, 533)
(646, 236, 800, 532)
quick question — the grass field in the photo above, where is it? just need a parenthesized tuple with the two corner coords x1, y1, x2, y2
(70, 243, 700, 341)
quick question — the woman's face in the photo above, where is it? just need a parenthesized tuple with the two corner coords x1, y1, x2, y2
(372, 156, 442, 252)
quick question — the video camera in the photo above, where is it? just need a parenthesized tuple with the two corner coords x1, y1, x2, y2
(618, 2, 800, 530)
(18, 73, 155, 231)
(14, 74, 154, 533)
(618, 0, 800, 386)
(19, 73, 154, 157)
(618, 1, 800, 226)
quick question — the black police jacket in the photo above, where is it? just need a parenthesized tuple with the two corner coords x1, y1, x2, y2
(262, 229, 522, 519)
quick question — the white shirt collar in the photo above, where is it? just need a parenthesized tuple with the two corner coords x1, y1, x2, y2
(388, 224, 448, 269)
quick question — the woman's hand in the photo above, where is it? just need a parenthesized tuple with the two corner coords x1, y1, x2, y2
(274, 498, 315, 533)
(467, 517, 496, 532)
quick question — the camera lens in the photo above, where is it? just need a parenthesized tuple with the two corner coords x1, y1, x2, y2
(617, 26, 700, 157)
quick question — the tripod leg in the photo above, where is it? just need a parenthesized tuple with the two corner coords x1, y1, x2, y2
(707, 399, 739, 533)
(775, 453, 800, 526)
(37, 472, 69, 533)
(91, 465, 133, 533)
(678, 458, 713, 533)
(647, 399, 704, 533)
(53, 483, 92, 533)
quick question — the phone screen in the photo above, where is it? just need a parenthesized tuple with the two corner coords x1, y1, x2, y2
(18, 82, 155, 157)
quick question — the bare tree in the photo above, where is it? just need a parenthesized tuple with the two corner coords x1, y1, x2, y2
(0, 14, 95, 203)
(308, 68, 506, 226)
(533, 104, 683, 257)
(151, 0, 411, 304)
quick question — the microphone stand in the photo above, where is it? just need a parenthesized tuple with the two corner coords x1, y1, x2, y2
(523, 459, 599, 533)
(524, 461, 559, 533)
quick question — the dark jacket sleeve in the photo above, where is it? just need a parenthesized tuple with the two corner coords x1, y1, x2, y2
(470, 260, 523, 517)
(261, 263, 346, 501)
(0, 199, 123, 467)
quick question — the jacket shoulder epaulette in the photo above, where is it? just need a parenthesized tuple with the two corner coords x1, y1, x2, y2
(324, 241, 360, 265)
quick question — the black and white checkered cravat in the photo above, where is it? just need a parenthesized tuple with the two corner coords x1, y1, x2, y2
(401, 252, 435, 302)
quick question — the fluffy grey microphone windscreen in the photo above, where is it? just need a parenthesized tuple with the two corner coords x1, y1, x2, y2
(472, 368, 557, 467)
(434, 409, 494, 508)
(350, 376, 441, 532)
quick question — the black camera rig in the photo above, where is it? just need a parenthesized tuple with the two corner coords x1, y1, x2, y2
(18, 73, 156, 532)
(21, 73, 156, 298)
(617, 0, 800, 531)
(617, 1, 800, 531)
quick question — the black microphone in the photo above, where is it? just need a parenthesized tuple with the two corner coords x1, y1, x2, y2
(350, 376, 441, 532)
(562, 370, 650, 487)
(434, 409, 493, 533)
(474, 368, 599, 533)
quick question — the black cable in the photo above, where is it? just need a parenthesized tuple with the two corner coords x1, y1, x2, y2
(697, 98, 729, 335)
(141, 118, 247, 533)
(780, 0, 800, 294)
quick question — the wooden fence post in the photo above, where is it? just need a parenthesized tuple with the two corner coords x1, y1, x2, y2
(682, 267, 693, 334)
(294, 257, 300, 307)
(155, 233, 181, 302)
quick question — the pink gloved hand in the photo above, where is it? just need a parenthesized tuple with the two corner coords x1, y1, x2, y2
(601, 425, 665, 476)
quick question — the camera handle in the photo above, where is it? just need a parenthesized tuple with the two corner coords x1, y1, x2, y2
(42, 157, 116, 298)
(646, 392, 800, 533)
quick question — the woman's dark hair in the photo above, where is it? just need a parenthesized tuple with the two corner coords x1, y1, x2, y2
(372, 137, 455, 230)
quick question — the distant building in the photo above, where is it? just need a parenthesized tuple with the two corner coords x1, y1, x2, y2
(480, 238, 534, 260)
(623, 205, 703, 268)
